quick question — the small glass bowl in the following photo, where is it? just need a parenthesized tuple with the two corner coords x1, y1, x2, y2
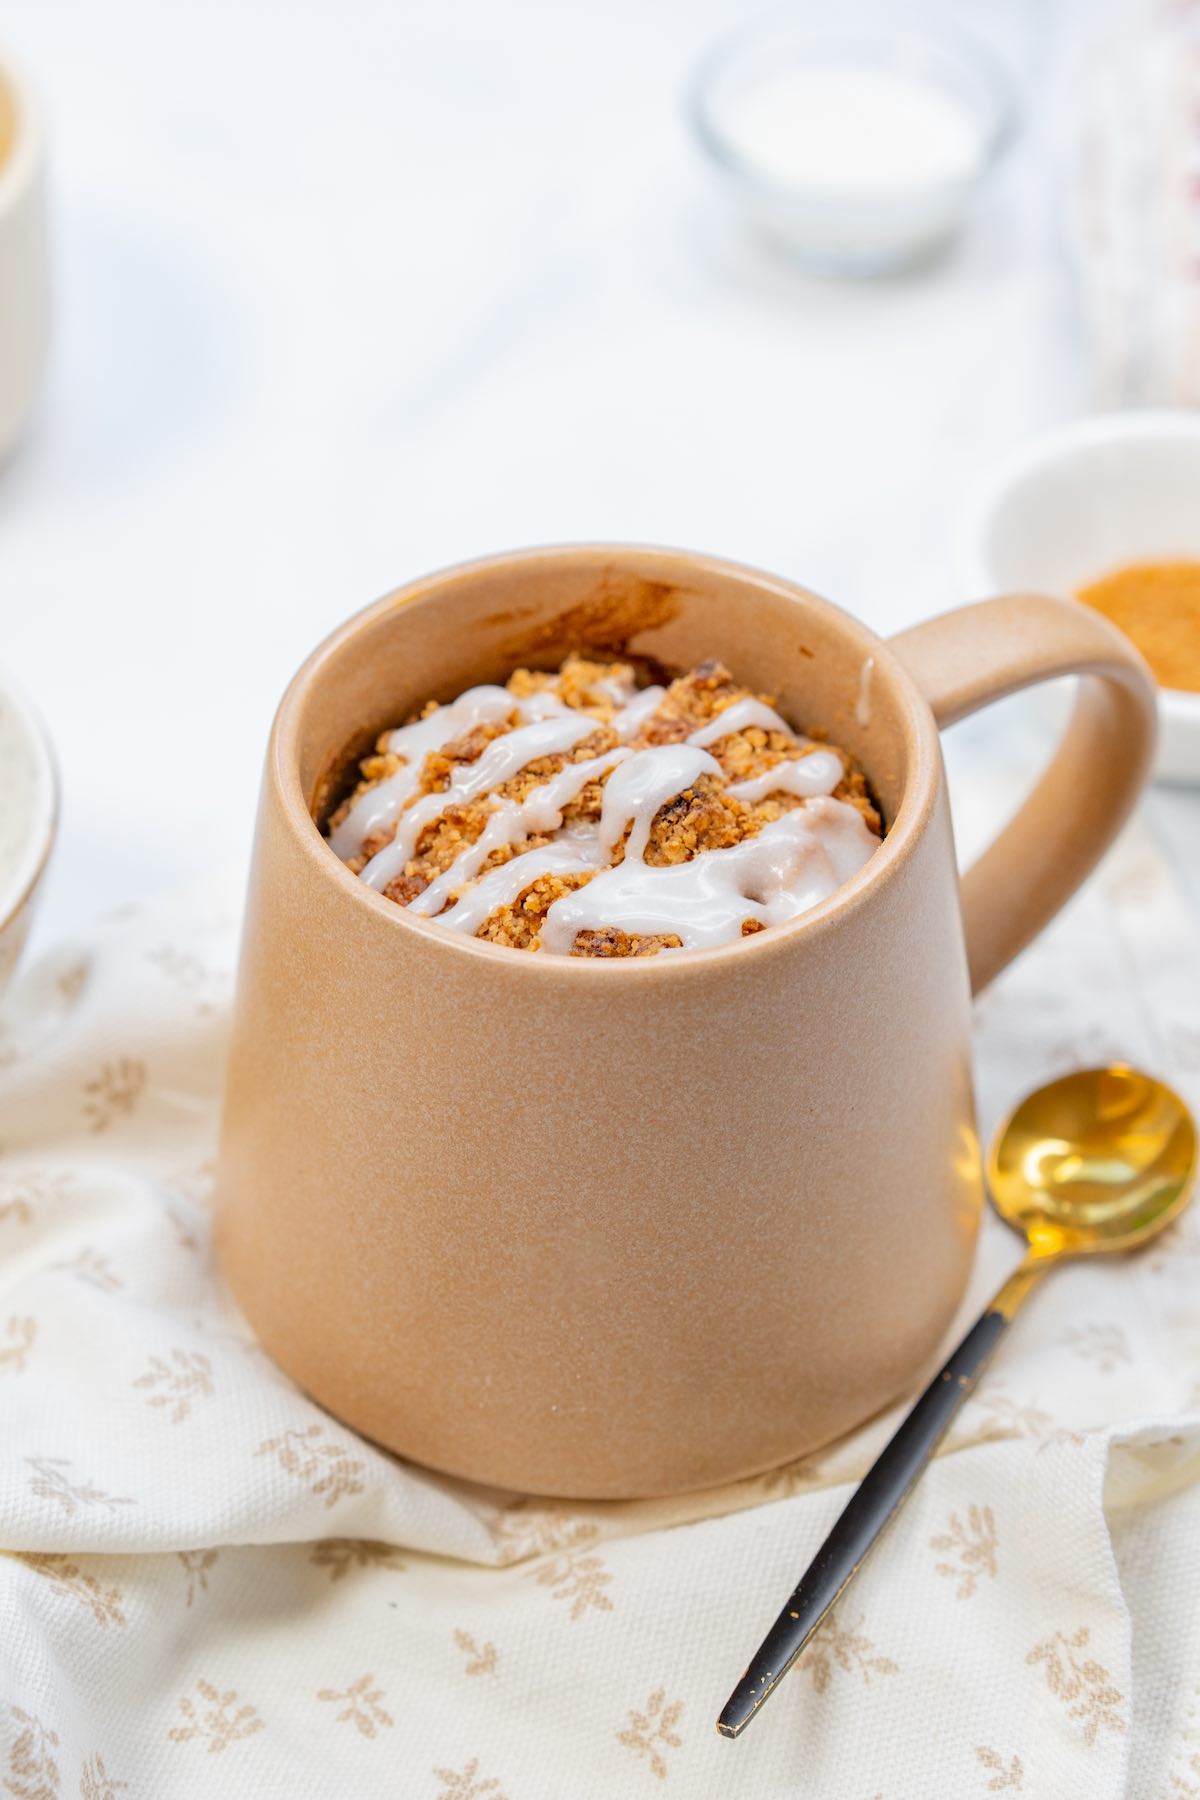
(688, 8, 1017, 276)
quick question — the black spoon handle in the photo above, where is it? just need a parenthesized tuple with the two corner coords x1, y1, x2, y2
(716, 1258, 1044, 1741)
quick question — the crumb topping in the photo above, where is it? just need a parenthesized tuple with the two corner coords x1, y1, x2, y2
(326, 655, 884, 955)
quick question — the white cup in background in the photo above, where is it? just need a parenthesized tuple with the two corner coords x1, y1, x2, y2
(0, 53, 47, 459)
(956, 411, 1200, 786)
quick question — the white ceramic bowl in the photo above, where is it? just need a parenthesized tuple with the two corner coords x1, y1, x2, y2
(0, 52, 48, 458)
(0, 670, 57, 994)
(688, 10, 1016, 276)
(957, 411, 1200, 785)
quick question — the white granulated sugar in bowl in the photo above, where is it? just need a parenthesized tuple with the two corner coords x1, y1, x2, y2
(722, 64, 983, 194)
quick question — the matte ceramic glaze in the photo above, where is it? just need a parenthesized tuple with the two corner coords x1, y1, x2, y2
(215, 546, 1155, 1498)
(0, 57, 48, 459)
(958, 410, 1200, 784)
(0, 668, 57, 995)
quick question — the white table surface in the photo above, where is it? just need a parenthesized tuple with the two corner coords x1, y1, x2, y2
(2, 0, 1198, 949)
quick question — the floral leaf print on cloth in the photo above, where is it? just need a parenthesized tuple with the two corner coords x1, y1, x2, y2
(132, 1350, 214, 1423)
(310, 1538, 404, 1581)
(975, 1747, 1024, 1790)
(0, 1166, 76, 1224)
(1026, 1628, 1126, 1746)
(616, 1689, 684, 1780)
(145, 945, 228, 1017)
(81, 1061, 146, 1133)
(78, 1754, 127, 1800)
(78, 1754, 127, 1799)
(1167, 1680, 1200, 1800)
(163, 1161, 215, 1210)
(964, 1387, 1055, 1444)
(15, 1554, 126, 1627)
(533, 1547, 613, 1620)
(53, 958, 89, 1007)
(163, 1206, 200, 1254)
(0, 1318, 35, 1376)
(0, 1169, 74, 1228)
(454, 1630, 498, 1676)
(255, 1425, 366, 1508)
(800, 1612, 898, 1694)
(0, 1188, 33, 1229)
(432, 1760, 508, 1800)
(491, 1506, 614, 1611)
(1170, 1748, 1200, 1799)
(177, 1550, 218, 1606)
(3, 1706, 59, 1799)
(316, 1675, 393, 1738)
(930, 1505, 999, 1599)
(50, 1249, 121, 1294)
(25, 1459, 135, 1518)
(484, 1499, 597, 1565)
(167, 1681, 264, 1754)
(1059, 1323, 1131, 1373)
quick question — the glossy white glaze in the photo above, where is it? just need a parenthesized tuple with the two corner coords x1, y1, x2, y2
(539, 797, 878, 953)
(688, 697, 794, 748)
(598, 746, 722, 863)
(727, 750, 843, 804)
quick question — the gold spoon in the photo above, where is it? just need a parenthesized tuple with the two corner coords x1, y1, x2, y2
(717, 1064, 1197, 1741)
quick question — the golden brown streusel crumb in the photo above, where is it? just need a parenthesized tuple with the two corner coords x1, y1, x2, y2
(632, 661, 739, 734)
(475, 871, 595, 951)
(488, 728, 617, 809)
(506, 656, 637, 720)
(504, 668, 558, 701)
(421, 719, 516, 793)
(639, 775, 749, 867)
(557, 656, 637, 712)
(833, 766, 881, 836)
(629, 664, 803, 785)
(572, 927, 683, 958)
(630, 712, 692, 747)
(381, 871, 427, 906)
(328, 652, 884, 956)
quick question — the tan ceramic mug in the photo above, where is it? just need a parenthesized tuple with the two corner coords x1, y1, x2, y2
(216, 546, 1156, 1499)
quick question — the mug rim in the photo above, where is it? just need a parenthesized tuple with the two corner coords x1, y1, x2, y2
(268, 542, 944, 980)
(0, 53, 43, 217)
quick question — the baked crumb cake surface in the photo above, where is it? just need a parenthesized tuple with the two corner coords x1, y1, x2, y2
(326, 656, 883, 957)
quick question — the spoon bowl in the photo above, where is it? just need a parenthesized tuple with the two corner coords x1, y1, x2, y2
(988, 1065, 1197, 1257)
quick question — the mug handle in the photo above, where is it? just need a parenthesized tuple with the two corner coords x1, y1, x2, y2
(890, 594, 1158, 996)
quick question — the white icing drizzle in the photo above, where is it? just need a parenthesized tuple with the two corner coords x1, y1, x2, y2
(727, 749, 843, 804)
(856, 657, 875, 728)
(687, 696, 794, 748)
(333, 670, 882, 957)
(539, 798, 878, 954)
(382, 686, 514, 755)
(515, 687, 575, 721)
(809, 797, 884, 884)
(436, 844, 598, 937)
(359, 711, 599, 891)
(599, 746, 723, 863)
(408, 749, 630, 916)
(593, 674, 636, 705)
(329, 685, 516, 859)
(611, 684, 667, 740)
